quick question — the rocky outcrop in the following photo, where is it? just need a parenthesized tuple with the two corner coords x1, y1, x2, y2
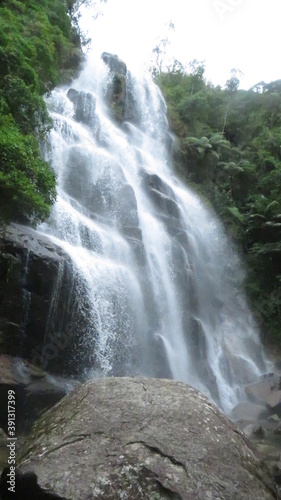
(102, 52, 127, 76)
(101, 52, 138, 124)
(0, 224, 95, 377)
(142, 172, 183, 230)
(231, 373, 281, 427)
(245, 373, 281, 410)
(63, 148, 141, 229)
(67, 88, 96, 127)
(12, 378, 276, 499)
(102, 52, 127, 122)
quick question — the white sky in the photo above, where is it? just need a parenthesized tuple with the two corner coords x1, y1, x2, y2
(79, 0, 281, 89)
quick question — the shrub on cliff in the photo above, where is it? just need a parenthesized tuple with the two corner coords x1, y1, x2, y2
(0, 116, 56, 224)
(0, 0, 82, 225)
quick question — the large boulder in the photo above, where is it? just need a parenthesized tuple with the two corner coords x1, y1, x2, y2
(245, 373, 281, 411)
(12, 378, 276, 499)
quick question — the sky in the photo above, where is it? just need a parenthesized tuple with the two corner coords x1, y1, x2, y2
(79, 0, 281, 89)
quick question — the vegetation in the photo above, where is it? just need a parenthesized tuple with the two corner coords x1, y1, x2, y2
(157, 64, 281, 346)
(0, 0, 82, 225)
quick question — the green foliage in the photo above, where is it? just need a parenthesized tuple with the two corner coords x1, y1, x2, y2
(0, 0, 82, 94)
(158, 67, 281, 346)
(0, 116, 56, 224)
(0, 0, 82, 225)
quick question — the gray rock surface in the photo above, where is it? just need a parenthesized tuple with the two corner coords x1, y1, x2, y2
(231, 400, 268, 423)
(0, 224, 95, 377)
(17, 377, 276, 499)
(245, 373, 281, 410)
(233, 372, 281, 490)
(67, 88, 96, 126)
(63, 147, 141, 252)
(0, 223, 72, 364)
(102, 52, 127, 122)
(102, 52, 127, 76)
(101, 52, 138, 123)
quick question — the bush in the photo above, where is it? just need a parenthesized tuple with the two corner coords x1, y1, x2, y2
(0, 0, 82, 226)
(0, 116, 56, 224)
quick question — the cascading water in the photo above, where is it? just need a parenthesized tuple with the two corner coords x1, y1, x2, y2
(39, 45, 268, 414)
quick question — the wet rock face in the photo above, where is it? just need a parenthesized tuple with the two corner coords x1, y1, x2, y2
(101, 52, 138, 123)
(102, 52, 127, 76)
(102, 52, 127, 122)
(141, 172, 184, 234)
(16, 378, 276, 499)
(0, 224, 94, 377)
(64, 149, 139, 229)
(67, 88, 96, 126)
(63, 145, 144, 263)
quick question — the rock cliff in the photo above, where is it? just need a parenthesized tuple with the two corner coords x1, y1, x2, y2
(0, 223, 93, 378)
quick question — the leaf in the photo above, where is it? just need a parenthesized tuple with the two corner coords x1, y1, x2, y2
(227, 206, 245, 223)
(265, 200, 279, 214)
(223, 162, 244, 175)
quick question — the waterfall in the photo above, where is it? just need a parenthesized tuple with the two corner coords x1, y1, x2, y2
(38, 47, 268, 414)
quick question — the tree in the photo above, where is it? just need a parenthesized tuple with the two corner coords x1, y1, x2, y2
(150, 22, 175, 77)
(67, 0, 108, 21)
(225, 68, 243, 92)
